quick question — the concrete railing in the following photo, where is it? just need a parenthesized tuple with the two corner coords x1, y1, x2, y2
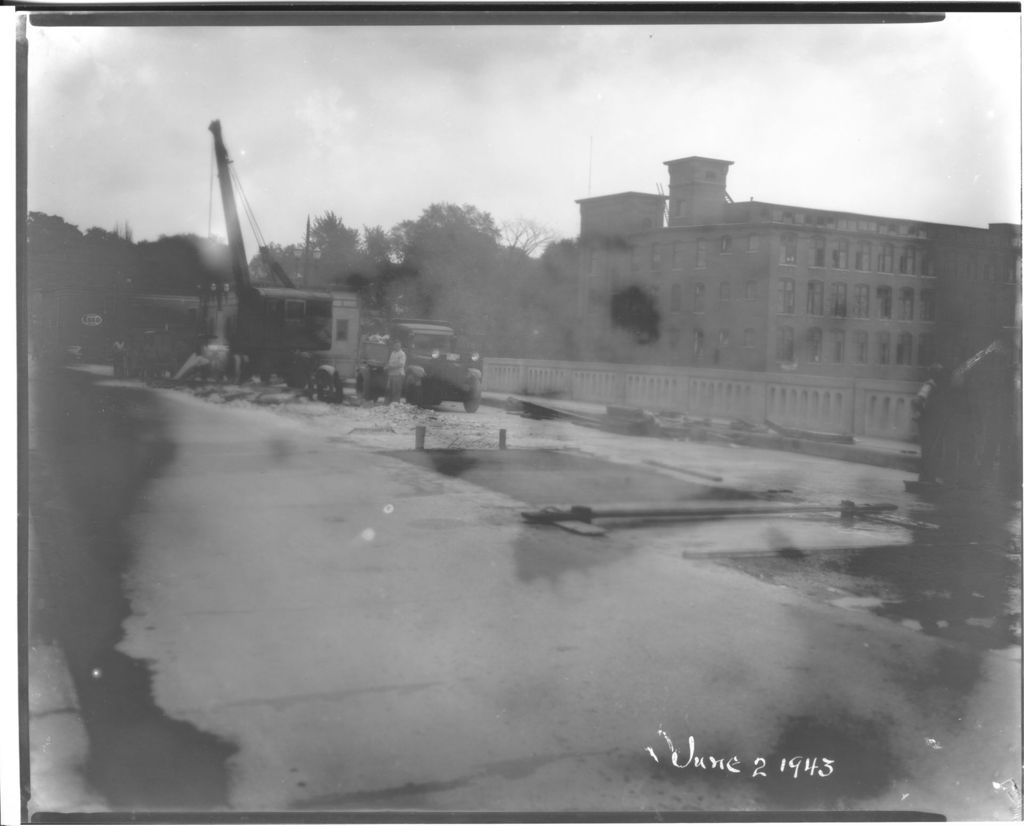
(483, 358, 920, 440)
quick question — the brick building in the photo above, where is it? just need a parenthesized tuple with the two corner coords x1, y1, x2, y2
(576, 156, 1021, 380)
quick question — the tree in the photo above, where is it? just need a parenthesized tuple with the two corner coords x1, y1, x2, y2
(136, 234, 231, 295)
(308, 210, 360, 285)
(500, 218, 558, 257)
(390, 203, 504, 335)
(249, 242, 304, 286)
(610, 285, 660, 345)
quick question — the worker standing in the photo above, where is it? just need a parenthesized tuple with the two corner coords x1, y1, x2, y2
(112, 338, 127, 378)
(385, 338, 406, 405)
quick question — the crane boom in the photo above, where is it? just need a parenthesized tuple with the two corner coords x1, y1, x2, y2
(210, 119, 296, 290)
(209, 119, 252, 293)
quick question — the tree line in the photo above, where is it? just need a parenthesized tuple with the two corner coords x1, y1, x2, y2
(26, 206, 583, 360)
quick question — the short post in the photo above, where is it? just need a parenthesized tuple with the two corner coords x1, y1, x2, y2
(498, 429, 507, 450)
(415, 426, 426, 450)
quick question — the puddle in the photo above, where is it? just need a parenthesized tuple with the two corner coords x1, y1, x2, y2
(29, 369, 237, 811)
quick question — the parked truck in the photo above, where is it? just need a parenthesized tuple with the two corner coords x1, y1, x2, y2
(355, 318, 483, 412)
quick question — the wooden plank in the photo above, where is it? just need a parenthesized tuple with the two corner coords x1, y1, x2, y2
(522, 500, 897, 524)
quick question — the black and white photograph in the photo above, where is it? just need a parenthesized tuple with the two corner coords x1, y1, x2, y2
(13, 6, 1024, 822)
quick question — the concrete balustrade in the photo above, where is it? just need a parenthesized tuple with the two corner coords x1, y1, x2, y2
(483, 358, 920, 439)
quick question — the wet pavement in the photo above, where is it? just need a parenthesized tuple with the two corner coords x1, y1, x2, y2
(723, 488, 1021, 653)
(27, 366, 237, 813)
(24, 366, 1023, 818)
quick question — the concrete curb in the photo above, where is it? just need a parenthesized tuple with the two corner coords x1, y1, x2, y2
(26, 513, 108, 815)
(480, 392, 920, 473)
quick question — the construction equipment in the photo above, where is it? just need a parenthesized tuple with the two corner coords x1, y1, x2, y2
(206, 120, 360, 394)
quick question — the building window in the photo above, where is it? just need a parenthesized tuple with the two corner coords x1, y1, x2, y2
(807, 327, 822, 363)
(832, 239, 849, 270)
(896, 332, 913, 365)
(747, 235, 760, 253)
(696, 239, 707, 269)
(831, 330, 845, 363)
(719, 282, 731, 301)
(335, 319, 349, 341)
(777, 326, 795, 362)
(693, 328, 705, 359)
(673, 242, 685, 269)
(651, 244, 662, 274)
(807, 280, 824, 315)
(918, 333, 934, 366)
(898, 288, 914, 321)
(855, 331, 869, 364)
(852, 284, 870, 318)
(718, 329, 731, 347)
(812, 237, 826, 268)
(920, 289, 935, 321)
(878, 243, 894, 273)
(777, 278, 795, 314)
(877, 286, 893, 319)
(743, 328, 755, 348)
(830, 283, 848, 317)
(921, 253, 933, 277)
(693, 282, 706, 313)
(878, 332, 891, 365)
(855, 241, 872, 271)
(745, 280, 757, 300)
(781, 234, 797, 265)
(631, 247, 642, 273)
(720, 235, 732, 253)
(898, 247, 917, 275)
(669, 283, 682, 312)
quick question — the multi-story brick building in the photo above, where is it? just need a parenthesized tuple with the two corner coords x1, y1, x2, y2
(576, 156, 1021, 381)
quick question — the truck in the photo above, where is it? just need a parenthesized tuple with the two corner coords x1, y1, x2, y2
(355, 318, 483, 412)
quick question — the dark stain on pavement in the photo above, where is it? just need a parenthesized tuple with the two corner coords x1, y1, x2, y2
(386, 448, 743, 507)
(295, 750, 596, 810)
(756, 713, 900, 809)
(425, 450, 480, 477)
(512, 526, 633, 584)
(29, 367, 237, 812)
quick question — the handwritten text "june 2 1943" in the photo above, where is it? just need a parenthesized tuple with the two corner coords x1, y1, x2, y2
(645, 730, 835, 780)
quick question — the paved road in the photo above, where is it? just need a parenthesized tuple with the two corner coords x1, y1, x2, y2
(27, 369, 1023, 819)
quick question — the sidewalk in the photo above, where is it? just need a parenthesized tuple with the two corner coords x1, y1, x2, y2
(481, 392, 920, 473)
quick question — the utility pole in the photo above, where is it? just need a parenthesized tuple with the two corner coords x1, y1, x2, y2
(301, 215, 311, 283)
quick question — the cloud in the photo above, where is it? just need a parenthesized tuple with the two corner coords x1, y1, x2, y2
(24, 15, 1021, 246)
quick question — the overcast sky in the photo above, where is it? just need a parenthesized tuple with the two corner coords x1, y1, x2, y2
(24, 12, 1021, 250)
